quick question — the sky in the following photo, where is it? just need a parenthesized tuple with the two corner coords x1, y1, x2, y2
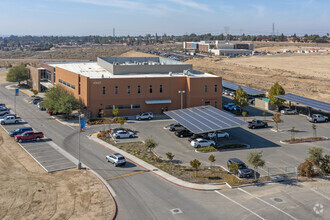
(0, 0, 329, 36)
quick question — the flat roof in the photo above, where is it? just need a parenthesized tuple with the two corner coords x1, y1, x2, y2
(165, 105, 247, 134)
(47, 62, 218, 79)
(275, 93, 330, 113)
(222, 80, 265, 96)
(99, 57, 187, 65)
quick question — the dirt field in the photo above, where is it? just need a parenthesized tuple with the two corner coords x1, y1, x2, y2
(0, 71, 114, 219)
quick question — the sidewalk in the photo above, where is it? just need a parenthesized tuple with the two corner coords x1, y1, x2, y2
(89, 134, 227, 191)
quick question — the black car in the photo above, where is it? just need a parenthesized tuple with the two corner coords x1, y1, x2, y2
(9, 127, 33, 137)
(227, 158, 254, 178)
(32, 98, 42, 104)
(188, 133, 209, 142)
(175, 129, 193, 138)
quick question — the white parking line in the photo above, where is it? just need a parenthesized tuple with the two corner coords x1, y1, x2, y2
(238, 188, 298, 220)
(37, 157, 69, 163)
(214, 190, 266, 220)
(310, 188, 330, 201)
(28, 149, 56, 154)
(43, 161, 74, 168)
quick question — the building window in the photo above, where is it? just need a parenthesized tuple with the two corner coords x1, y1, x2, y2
(78, 75, 81, 95)
(160, 85, 163, 93)
(215, 101, 218, 108)
(149, 85, 152, 93)
(102, 86, 106, 95)
(59, 79, 75, 90)
(116, 105, 132, 110)
(137, 85, 141, 94)
(132, 104, 140, 109)
(204, 85, 208, 93)
(115, 86, 118, 94)
(205, 101, 210, 105)
(127, 86, 130, 94)
(105, 105, 114, 110)
(214, 84, 218, 92)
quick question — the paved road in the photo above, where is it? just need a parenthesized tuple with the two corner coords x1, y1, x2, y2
(1, 83, 328, 220)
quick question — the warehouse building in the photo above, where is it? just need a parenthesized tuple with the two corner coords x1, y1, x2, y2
(29, 57, 222, 117)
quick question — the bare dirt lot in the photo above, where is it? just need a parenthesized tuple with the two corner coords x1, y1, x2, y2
(0, 71, 114, 219)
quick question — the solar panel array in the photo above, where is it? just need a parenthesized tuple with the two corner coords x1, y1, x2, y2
(222, 80, 265, 96)
(165, 105, 247, 134)
(275, 93, 330, 113)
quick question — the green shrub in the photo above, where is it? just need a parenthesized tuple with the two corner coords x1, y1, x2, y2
(196, 146, 217, 152)
(298, 159, 314, 177)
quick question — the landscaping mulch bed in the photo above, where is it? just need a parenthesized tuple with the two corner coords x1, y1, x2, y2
(282, 137, 327, 144)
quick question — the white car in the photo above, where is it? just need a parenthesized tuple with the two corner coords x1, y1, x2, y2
(136, 112, 153, 120)
(106, 153, 126, 166)
(280, 108, 298, 115)
(208, 131, 229, 139)
(0, 115, 21, 125)
(190, 138, 215, 148)
(113, 130, 135, 139)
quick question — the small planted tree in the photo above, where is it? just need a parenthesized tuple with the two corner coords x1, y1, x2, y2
(309, 147, 323, 168)
(118, 117, 126, 128)
(190, 159, 201, 177)
(112, 108, 119, 117)
(228, 162, 239, 175)
(268, 82, 285, 111)
(144, 138, 158, 152)
(242, 111, 247, 121)
(247, 151, 265, 180)
(208, 154, 216, 169)
(166, 152, 175, 162)
(233, 86, 249, 112)
(298, 159, 314, 178)
(312, 124, 317, 137)
(272, 112, 281, 132)
(290, 127, 295, 141)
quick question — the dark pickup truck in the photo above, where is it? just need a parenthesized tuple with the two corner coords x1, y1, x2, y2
(15, 131, 44, 143)
(248, 119, 268, 129)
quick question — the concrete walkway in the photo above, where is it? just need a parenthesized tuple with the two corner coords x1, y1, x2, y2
(89, 134, 228, 191)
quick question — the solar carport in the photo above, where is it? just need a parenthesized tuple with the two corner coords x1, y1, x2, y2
(222, 80, 265, 96)
(275, 93, 330, 113)
(165, 105, 247, 137)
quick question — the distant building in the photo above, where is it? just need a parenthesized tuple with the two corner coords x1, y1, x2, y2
(28, 57, 222, 117)
(183, 40, 254, 56)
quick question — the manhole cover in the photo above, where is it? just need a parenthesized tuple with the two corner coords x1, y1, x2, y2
(270, 197, 285, 203)
(170, 208, 183, 215)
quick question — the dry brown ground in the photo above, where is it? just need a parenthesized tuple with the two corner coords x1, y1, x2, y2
(0, 71, 114, 219)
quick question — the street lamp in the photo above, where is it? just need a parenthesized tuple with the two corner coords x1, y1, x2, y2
(178, 90, 185, 109)
(78, 113, 84, 169)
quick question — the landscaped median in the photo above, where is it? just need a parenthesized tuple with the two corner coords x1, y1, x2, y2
(93, 130, 267, 188)
(196, 144, 249, 153)
(281, 136, 328, 144)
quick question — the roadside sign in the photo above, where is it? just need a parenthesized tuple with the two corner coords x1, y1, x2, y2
(15, 88, 19, 96)
(80, 120, 86, 132)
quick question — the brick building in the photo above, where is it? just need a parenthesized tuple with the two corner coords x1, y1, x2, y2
(29, 57, 222, 117)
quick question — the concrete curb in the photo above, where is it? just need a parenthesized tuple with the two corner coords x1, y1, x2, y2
(89, 135, 223, 191)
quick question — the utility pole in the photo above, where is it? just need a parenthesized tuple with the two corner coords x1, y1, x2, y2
(113, 28, 115, 38)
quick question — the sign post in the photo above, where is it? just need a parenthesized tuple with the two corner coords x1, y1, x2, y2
(14, 88, 19, 115)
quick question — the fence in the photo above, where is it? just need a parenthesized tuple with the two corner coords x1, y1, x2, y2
(268, 166, 298, 182)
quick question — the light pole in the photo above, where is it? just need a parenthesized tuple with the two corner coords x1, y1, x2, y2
(178, 90, 185, 109)
(78, 113, 84, 169)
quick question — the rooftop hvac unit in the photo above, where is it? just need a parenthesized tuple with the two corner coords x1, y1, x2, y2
(169, 72, 172, 76)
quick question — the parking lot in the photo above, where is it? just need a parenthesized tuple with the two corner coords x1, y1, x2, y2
(122, 105, 330, 177)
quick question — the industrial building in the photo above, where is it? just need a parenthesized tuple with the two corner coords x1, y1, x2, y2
(183, 41, 254, 57)
(28, 57, 222, 117)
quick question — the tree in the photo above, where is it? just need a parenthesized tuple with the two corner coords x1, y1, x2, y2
(268, 82, 285, 110)
(190, 159, 201, 176)
(228, 162, 239, 175)
(112, 108, 119, 117)
(144, 138, 158, 152)
(247, 151, 265, 180)
(208, 154, 216, 168)
(272, 113, 281, 132)
(290, 127, 295, 141)
(309, 147, 323, 168)
(58, 93, 81, 118)
(166, 152, 175, 162)
(242, 111, 247, 121)
(118, 117, 126, 127)
(319, 155, 330, 175)
(6, 64, 29, 85)
(312, 124, 317, 137)
(298, 159, 314, 178)
(233, 86, 249, 111)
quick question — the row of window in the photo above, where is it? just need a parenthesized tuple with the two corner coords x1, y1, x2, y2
(102, 84, 218, 95)
(59, 79, 75, 89)
(105, 104, 141, 110)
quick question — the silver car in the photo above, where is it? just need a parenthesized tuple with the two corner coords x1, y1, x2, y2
(106, 153, 126, 166)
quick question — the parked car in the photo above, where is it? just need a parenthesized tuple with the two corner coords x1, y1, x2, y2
(136, 112, 153, 120)
(248, 119, 268, 129)
(248, 98, 255, 104)
(111, 128, 135, 135)
(0, 107, 10, 116)
(281, 108, 298, 115)
(106, 153, 126, 166)
(0, 103, 5, 108)
(31, 98, 42, 104)
(208, 131, 229, 139)
(188, 133, 209, 142)
(307, 114, 328, 123)
(175, 129, 193, 138)
(113, 130, 135, 139)
(224, 103, 235, 111)
(14, 131, 44, 143)
(0, 113, 15, 119)
(0, 115, 21, 125)
(229, 91, 235, 97)
(168, 123, 185, 131)
(9, 127, 33, 137)
(190, 138, 215, 148)
(223, 90, 230, 96)
(227, 158, 254, 178)
(37, 101, 46, 110)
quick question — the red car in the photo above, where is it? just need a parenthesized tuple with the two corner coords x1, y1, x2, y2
(15, 131, 44, 143)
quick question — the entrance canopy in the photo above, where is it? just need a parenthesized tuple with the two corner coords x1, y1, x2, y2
(165, 105, 247, 134)
(222, 80, 265, 96)
(275, 93, 330, 113)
